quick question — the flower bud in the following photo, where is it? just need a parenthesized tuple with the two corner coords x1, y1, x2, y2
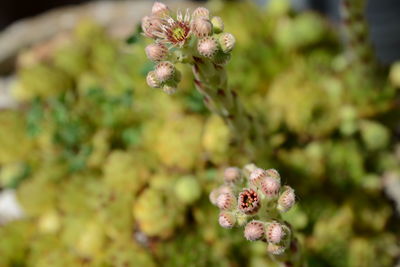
(244, 220, 265, 241)
(162, 84, 177, 95)
(260, 176, 280, 199)
(146, 71, 161, 88)
(277, 186, 295, 213)
(209, 188, 220, 206)
(151, 2, 169, 17)
(249, 168, 267, 188)
(211, 16, 224, 33)
(223, 167, 241, 184)
(218, 211, 236, 228)
(216, 192, 236, 210)
(145, 43, 168, 62)
(197, 37, 219, 58)
(192, 17, 213, 38)
(219, 33, 235, 53)
(141, 16, 163, 39)
(267, 243, 286, 255)
(266, 168, 281, 181)
(266, 222, 285, 244)
(155, 61, 175, 82)
(192, 7, 210, 19)
(238, 188, 260, 215)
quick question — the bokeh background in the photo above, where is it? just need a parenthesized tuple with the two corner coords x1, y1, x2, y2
(0, 0, 399, 266)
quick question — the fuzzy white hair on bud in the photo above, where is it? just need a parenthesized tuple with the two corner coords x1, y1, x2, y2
(146, 71, 161, 88)
(197, 37, 219, 58)
(145, 43, 168, 62)
(219, 33, 236, 53)
(192, 7, 210, 19)
(244, 220, 265, 241)
(155, 61, 175, 82)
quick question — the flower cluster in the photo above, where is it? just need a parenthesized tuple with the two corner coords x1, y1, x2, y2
(142, 2, 235, 94)
(210, 164, 296, 256)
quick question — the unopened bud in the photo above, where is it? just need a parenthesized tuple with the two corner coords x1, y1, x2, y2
(244, 220, 265, 241)
(155, 61, 175, 82)
(162, 84, 177, 95)
(192, 7, 210, 19)
(192, 17, 213, 38)
(197, 37, 219, 58)
(146, 71, 161, 88)
(219, 33, 235, 53)
(141, 16, 163, 39)
(217, 192, 236, 210)
(218, 211, 236, 228)
(223, 167, 241, 184)
(266, 222, 285, 244)
(211, 16, 224, 33)
(238, 188, 260, 215)
(209, 188, 220, 206)
(151, 2, 169, 17)
(260, 176, 280, 199)
(145, 43, 168, 62)
(249, 168, 267, 188)
(277, 186, 295, 213)
(266, 168, 281, 181)
(267, 243, 286, 255)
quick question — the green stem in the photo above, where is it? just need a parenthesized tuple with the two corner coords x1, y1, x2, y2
(191, 56, 266, 158)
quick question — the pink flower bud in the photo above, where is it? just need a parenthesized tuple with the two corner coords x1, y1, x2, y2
(219, 33, 235, 53)
(146, 71, 161, 88)
(151, 2, 169, 17)
(211, 16, 224, 33)
(267, 243, 286, 255)
(260, 176, 280, 199)
(238, 188, 260, 215)
(192, 17, 213, 38)
(209, 185, 233, 205)
(218, 211, 236, 228)
(266, 168, 280, 181)
(197, 37, 219, 58)
(192, 7, 210, 19)
(244, 220, 265, 241)
(266, 222, 285, 244)
(216, 192, 236, 210)
(249, 168, 267, 188)
(155, 61, 175, 82)
(223, 167, 241, 184)
(277, 186, 296, 213)
(141, 16, 163, 39)
(145, 43, 168, 62)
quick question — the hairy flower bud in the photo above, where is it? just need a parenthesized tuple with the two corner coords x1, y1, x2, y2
(267, 243, 286, 255)
(238, 188, 260, 215)
(219, 211, 236, 228)
(155, 61, 175, 82)
(162, 84, 177, 95)
(277, 186, 296, 213)
(192, 17, 213, 38)
(266, 222, 285, 244)
(146, 71, 161, 88)
(217, 192, 237, 210)
(151, 1, 169, 17)
(192, 7, 210, 19)
(219, 33, 235, 53)
(197, 36, 219, 58)
(244, 220, 265, 241)
(249, 168, 267, 188)
(145, 43, 168, 62)
(141, 16, 163, 39)
(261, 176, 280, 199)
(211, 16, 224, 33)
(224, 167, 241, 184)
(266, 168, 281, 181)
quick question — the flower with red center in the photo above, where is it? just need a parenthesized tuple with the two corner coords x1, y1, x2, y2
(153, 10, 192, 47)
(238, 188, 261, 215)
